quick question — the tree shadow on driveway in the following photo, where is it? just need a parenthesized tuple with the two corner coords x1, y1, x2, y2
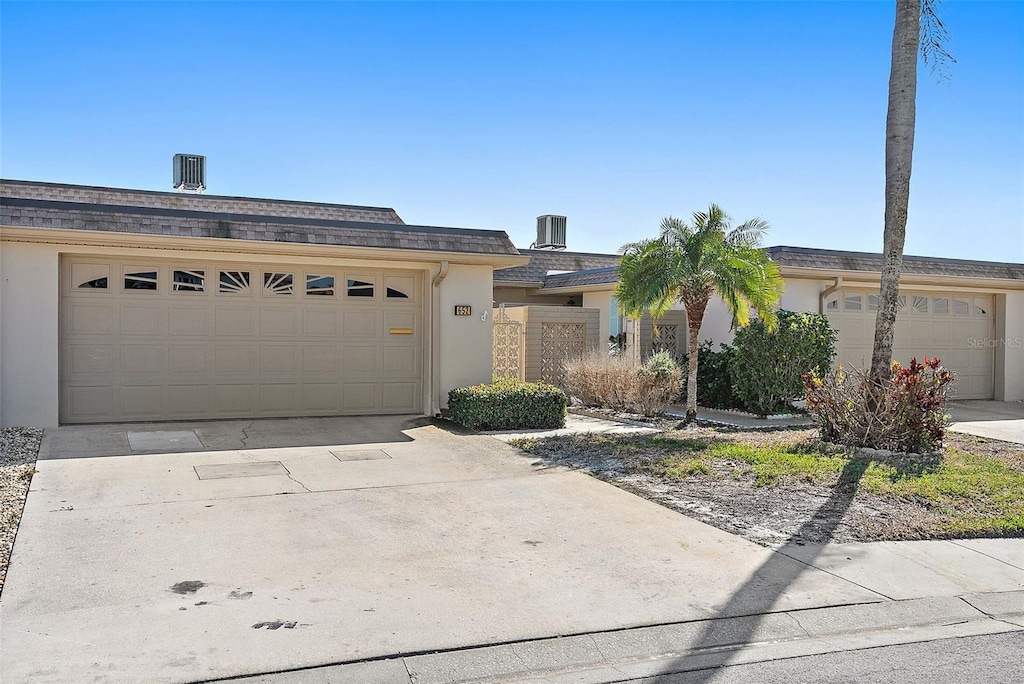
(656, 458, 875, 681)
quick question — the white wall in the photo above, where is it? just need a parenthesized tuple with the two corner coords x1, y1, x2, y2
(1, 243, 60, 427)
(997, 291, 1024, 402)
(582, 291, 614, 344)
(438, 264, 495, 408)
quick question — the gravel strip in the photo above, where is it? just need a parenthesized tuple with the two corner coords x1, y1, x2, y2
(1, 427, 42, 597)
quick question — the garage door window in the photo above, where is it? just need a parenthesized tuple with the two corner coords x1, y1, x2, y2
(932, 297, 948, 314)
(844, 294, 862, 311)
(912, 296, 928, 314)
(347, 278, 374, 298)
(264, 272, 294, 295)
(385, 275, 413, 299)
(954, 298, 970, 315)
(124, 269, 158, 291)
(73, 263, 109, 289)
(219, 271, 251, 294)
(306, 275, 335, 296)
(173, 269, 205, 292)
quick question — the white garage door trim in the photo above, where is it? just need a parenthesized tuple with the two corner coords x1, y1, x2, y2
(60, 256, 427, 423)
(825, 288, 995, 400)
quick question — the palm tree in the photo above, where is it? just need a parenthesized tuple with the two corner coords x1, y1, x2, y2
(615, 205, 784, 423)
(870, 0, 953, 383)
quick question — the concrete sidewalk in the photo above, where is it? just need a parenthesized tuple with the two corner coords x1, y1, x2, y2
(1, 416, 1021, 683)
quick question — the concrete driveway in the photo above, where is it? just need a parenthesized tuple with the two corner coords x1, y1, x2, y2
(948, 400, 1024, 444)
(1, 416, 1020, 683)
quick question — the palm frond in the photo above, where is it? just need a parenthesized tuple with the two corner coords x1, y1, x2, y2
(728, 217, 770, 247)
(921, 0, 955, 82)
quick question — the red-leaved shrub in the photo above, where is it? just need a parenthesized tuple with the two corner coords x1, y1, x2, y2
(802, 356, 954, 453)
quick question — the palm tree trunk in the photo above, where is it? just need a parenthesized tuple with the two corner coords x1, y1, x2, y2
(684, 303, 706, 423)
(870, 0, 920, 384)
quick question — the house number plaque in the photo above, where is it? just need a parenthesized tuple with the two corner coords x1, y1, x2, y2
(454, 305, 472, 316)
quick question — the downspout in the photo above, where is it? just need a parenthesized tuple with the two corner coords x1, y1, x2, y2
(430, 261, 450, 417)
(819, 277, 843, 314)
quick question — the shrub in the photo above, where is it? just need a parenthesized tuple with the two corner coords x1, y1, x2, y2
(448, 379, 567, 430)
(636, 351, 685, 415)
(564, 350, 682, 416)
(730, 310, 837, 416)
(803, 356, 955, 453)
(692, 341, 744, 410)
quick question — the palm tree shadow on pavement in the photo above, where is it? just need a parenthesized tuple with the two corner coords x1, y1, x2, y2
(656, 458, 875, 682)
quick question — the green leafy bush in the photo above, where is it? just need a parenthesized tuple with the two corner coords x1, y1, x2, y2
(730, 310, 837, 416)
(448, 379, 567, 430)
(564, 350, 682, 416)
(803, 357, 954, 453)
(691, 341, 744, 410)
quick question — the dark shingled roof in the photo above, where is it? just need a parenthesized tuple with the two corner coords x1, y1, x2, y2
(1, 178, 405, 224)
(493, 249, 620, 283)
(769, 246, 1024, 281)
(542, 266, 619, 289)
(1, 197, 520, 257)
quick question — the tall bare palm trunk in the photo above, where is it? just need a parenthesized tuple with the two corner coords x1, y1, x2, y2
(870, 0, 920, 384)
(684, 299, 709, 423)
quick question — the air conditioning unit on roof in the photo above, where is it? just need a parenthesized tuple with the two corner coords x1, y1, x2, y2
(173, 154, 206, 193)
(536, 215, 567, 250)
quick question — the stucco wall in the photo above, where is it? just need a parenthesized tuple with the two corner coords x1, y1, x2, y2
(1, 242, 60, 427)
(438, 264, 495, 407)
(582, 292, 614, 344)
(996, 291, 1024, 401)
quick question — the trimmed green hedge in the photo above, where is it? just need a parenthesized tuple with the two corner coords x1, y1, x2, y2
(448, 379, 567, 430)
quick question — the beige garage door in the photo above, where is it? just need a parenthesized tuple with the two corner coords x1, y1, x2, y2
(825, 288, 995, 400)
(60, 257, 424, 423)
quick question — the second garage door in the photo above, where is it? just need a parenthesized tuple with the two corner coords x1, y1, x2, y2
(60, 257, 425, 423)
(825, 288, 995, 400)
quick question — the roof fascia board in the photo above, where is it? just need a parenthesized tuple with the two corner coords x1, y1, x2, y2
(493, 280, 546, 288)
(780, 266, 1024, 291)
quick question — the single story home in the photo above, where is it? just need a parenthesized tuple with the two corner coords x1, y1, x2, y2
(0, 179, 527, 427)
(3, 179, 1022, 428)
(493, 246, 1024, 402)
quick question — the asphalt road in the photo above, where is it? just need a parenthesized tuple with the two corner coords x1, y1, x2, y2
(639, 632, 1024, 684)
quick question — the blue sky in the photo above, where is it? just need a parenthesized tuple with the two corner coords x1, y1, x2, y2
(2, 1, 1022, 262)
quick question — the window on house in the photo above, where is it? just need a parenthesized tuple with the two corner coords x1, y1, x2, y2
(263, 272, 294, 295)
(385, 275, 414, 300)
(844, 294, 862, 311)
(219, 271, 251, 294)
(932, 297, 949, 314)
(974, 298, 989, 315)
(124, 270, 158, 291)
(867, 294, 880, 312)
(173, 269, 205, 292)
(912, 296, 928, 314)
(306, 275, 335, 296)
(609, 296, 621, 337)
(954, 298, 970, 315)
(73, 263, 109, 289)
(347, 278, 374, 297)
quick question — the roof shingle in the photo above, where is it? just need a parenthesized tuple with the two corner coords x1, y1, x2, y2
(769, 246, 1024, 281)
(494, 249, 620, 283)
